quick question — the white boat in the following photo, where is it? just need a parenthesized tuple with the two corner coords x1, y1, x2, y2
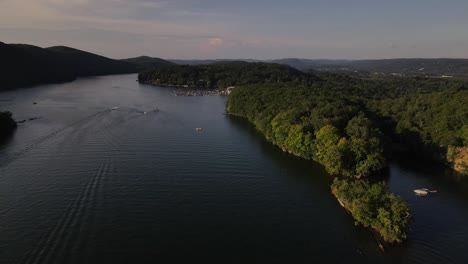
(195, 128, 203, 131)
(414, 188, 429, 196)
(111, 107, 119, 110)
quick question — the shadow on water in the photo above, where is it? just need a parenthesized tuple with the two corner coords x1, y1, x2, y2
(225, 115, 333, 187)
(0, 129, 16, 148)
(227, 114, 468, 200)
(390, 154, 468, 201)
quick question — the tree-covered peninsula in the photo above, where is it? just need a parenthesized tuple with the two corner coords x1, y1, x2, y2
(331, 178, 410, 243)
(140, 62, 467, 243)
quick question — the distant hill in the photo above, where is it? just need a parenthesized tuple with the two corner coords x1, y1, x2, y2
(168, 59, 260, 65)
(121, 56, 175, 71)
(270, 58, 350, 70)
(0, 42, 139, 90)
(271, 58, 468, 77)
(169, 59, 227, 65)
(45, 46, 139, 76)
(138, 61, 317, 89)
(169, 57, 468, 77)
(1, 42, 74, 89)
(336, 59, 468, 76)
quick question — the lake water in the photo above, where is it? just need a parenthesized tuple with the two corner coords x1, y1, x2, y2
(1, 74, 467, 263)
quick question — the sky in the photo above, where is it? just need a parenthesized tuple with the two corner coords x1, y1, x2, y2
(0, 0, 467, 59)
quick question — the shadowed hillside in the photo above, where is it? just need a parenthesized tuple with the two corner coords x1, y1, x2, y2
(168, 57, 468, 77)
(0, 42, 141, 90)
(138, 61, 317, 89)
(121, 56, 175, 71)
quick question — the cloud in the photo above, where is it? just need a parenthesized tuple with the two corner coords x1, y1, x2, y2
(0, 0, 232, 36)
(209, 38, 224, 46)
(3, 0, 465, 59)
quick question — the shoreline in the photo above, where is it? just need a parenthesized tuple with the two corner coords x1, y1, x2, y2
(226, 111, 409, 244)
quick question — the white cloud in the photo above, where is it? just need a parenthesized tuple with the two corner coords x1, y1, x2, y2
(3, 0, 464, 59)
(209, 38, 224, 47)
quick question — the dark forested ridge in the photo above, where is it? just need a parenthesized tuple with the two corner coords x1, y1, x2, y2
(44, 45, 138, 77)
(138, 61, 316, 89)
(168, 59, 262, 65)
(121, 56, 175, 71)
(301, 58, 468, 77)
(168, 57, 468, 77)
(1, 42, 74, 89)
(0, 42, 145, 90)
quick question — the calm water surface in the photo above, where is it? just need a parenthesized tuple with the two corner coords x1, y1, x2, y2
(0, 74, 467, 263)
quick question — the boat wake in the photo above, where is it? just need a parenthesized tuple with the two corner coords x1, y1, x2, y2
(21, 160, 111, 264)
(0, 109, 111, 168)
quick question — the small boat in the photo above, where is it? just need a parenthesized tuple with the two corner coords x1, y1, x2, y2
(111, 107, 119, 110)
(414, 189, 429, 196)
(195, 128, 203, 131)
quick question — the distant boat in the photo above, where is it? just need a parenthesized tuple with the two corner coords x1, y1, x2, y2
(414, 188, 429, 196)
(111, 107, 119, 110)
(414, 188, 437, 196)
(195, 128, 203, 131)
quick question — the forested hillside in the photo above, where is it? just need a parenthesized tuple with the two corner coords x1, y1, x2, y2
(138, 62, 316, 89)
(227, 74, 467, 173)
(167, 57, 468, 77)
(368, 89, 467, 173)
(0, 42, 139, 90)
(311, 59, 468, 76)
(225, 81, 411, 242)
(221, 64, 466, 242)
(121, 56, 175, 71)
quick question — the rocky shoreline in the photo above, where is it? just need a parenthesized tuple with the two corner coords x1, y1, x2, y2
(172, 90, 228, 96)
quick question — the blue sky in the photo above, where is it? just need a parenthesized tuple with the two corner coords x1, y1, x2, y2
(0, 0, 467, 59)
